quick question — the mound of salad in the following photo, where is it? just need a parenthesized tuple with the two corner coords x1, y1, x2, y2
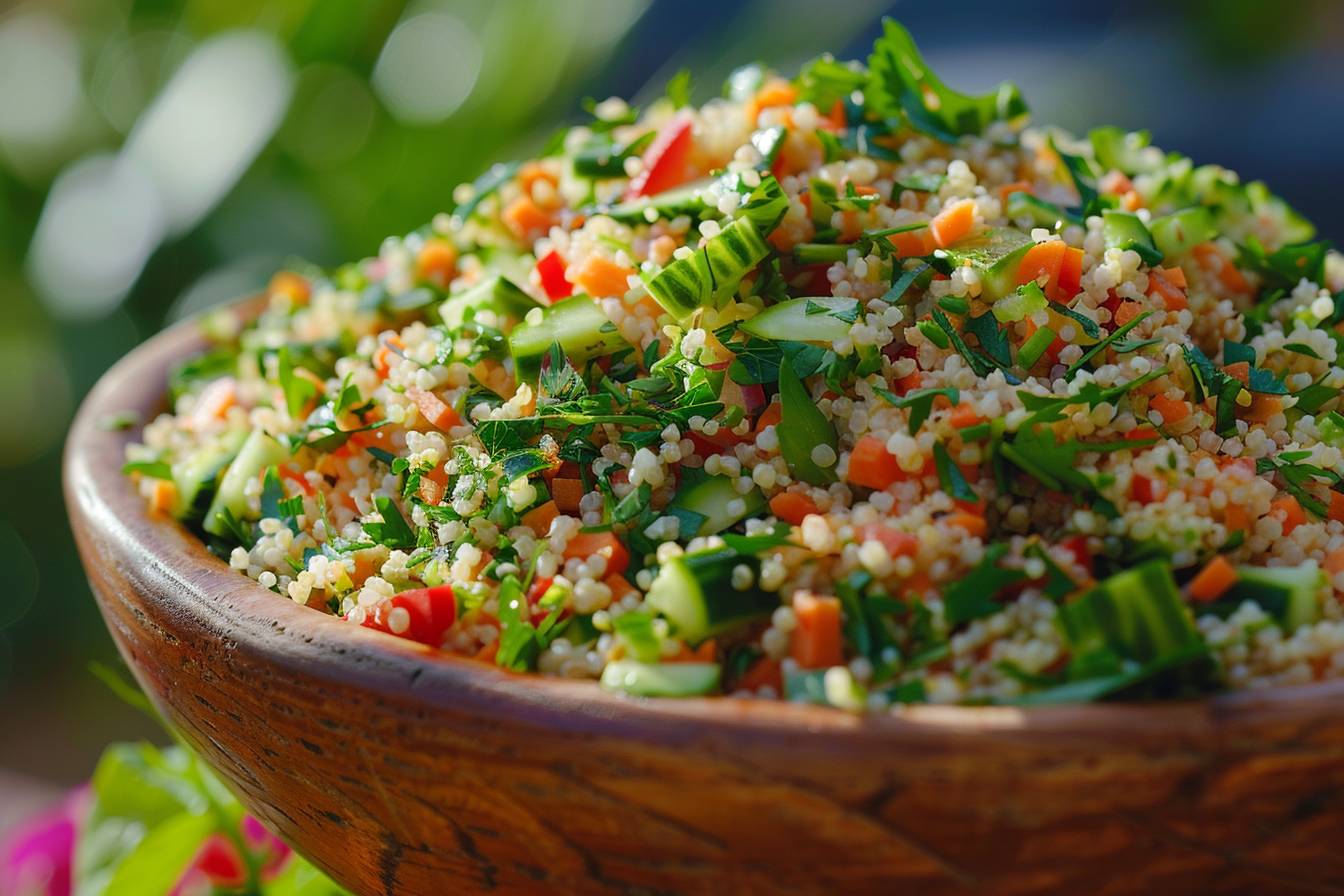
(124, 19, 1344, 709)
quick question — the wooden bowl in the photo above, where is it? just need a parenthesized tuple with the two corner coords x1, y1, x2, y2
(65, 299, 1344, 896)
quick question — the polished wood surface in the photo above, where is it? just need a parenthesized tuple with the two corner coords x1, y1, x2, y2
(64, 301, 1344, 895)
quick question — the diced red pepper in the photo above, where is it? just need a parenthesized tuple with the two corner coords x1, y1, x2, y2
(1058, 534, 1093, 577)
(536, 249, 573, 301)
(624, 113, 695, 199)
(353, 584, 457, 647)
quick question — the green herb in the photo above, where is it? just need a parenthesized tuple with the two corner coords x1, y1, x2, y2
(892, 173, 945, 194)
(665, 68, 692, 107)
(865, 18, 1027, 141)
(121, 460, 172, 480)
(1064, 311, 1151, 377)
(943, 543, 1027, 625)
(933, 442, 976, 502)
(1048, 300, 1101, 340)
(882, 261, 930, 304)
(277, 346, 318, 417)
(495, 574, 564, 671)
(875, 386, 958, 434)
(795, 54, 866, 110)
(777, 355, 839, 485)
(1256, 452, 1339, 519)
(362, 495, 417, 549)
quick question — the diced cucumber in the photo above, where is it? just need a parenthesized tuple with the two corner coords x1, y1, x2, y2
(1227, 563, 1325, 631)
(597, 178, 711, 224)
(937, 227, 1033, 301)
(1149, 207, 1216, 258)
(992, 281, 1048, 323)
(784, 667, 828, 704)
(507, 294, 628, 380)
(1088, 126, 1159, 177)
(1102, 210, 1163, 267)
(669, 474, 766, 537)
(646, 547, 778, 642)
(600, 660, 721, 697)
(439, 274, 542, 329)
(1057, 560, 1201, 664)
(645, 218, 770, 320)
(1006, 192, 1072, 229)
(171, 429, 247, 521)
(725, 171, 789, 235)
(203, 429, 289, 536)
(739, 296, 859, 343)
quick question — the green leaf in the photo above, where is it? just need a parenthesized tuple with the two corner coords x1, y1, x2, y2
(776, 355, 839, 485)
(362, 495, 417, 549)
(278, 346, 319, 417)
(933, 442, 976, 502)
(875, 386, 958, 434)
(882, 261, 930, 304)
(665, 68, 692, 108)
(943, 543, 1027, 625)
(865, 18, 1027, 141)
(103, 812, 215, 896)
(964, 311, 1012, 369)
(795, 55, 866, 110)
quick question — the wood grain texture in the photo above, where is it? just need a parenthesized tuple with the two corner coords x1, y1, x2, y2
(64, 299, 1344, 896)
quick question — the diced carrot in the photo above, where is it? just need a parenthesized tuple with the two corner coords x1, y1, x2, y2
(474, 641, 500, 664)
(502, 194, 554, 240)
(1223, 504, 1251, 535)
(1056, 246, 1084, 300)
(190, 376, 237, 428)
(1124, 426, 1159, 442)
(517, 160, 558, 196)
(997, 180, 1033, 204)
(667, 639, 717, 663)
(1113, 300, 1144, 328)
(754, 401, 783, 433)
(770, 491, 820, 526)
(417, 475, 445, 506)
(855, 522, 918, 558)
(736, 656, 783, 693)
(745, 78, 798, 126)
(846, 435, 905, 491)
(1269, 496, 1306, 535)
(1223, 361, 1251, 385)
(1149, 394, 1191, 425)
(1099, 170, 1135, 195)
(550, 478, 585, 514)
(281, 466, 314, 497)
(1147, 269, 1187, 311)
(792, 593, 844, 669)
(148, 479, 177, 515)
(1246, 394, 1282, 424)
(521, 499, 560, 536)
(373, 335, 404, 379)
(1016, 239, 1068, 291)
(1187, 555, 1238, 603)
(1158, 265, 1187, 289)
(1326, 547, 1344, 577)
(888, 227, 935, 258)
(945, 511, 987, 539)
(563, 531, 630, 576)
(1329, 491, 1344, 524)
(604, 573, 640, 604)
(948, 402, 981, 429)
(1193, 243, 1251, 294)
(572, 255, 636, 299)
(928, 199, 977, 249)
(407, 387, 463, 431)
(1121, 190, 1144, 212)
(268, 271, 310, 305)
(415, 238, 457, 288)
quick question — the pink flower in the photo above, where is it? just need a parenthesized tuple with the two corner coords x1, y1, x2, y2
(0, 788, 88, 896)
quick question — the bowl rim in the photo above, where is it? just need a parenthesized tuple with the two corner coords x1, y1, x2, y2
(63, 295, 1344, 746)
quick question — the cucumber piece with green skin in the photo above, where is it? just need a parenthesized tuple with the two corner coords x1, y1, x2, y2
(645, 218, 770, 320)
(596, 178, 712, 224)
(507, 294, 628, 380)
(937, 227, 1034, 301)
(1227, 563, 1325, 631)
(1057, 560, 1201, 664)
(1088, 126, 1159, 177)
(171, 429, 247, 521)
(439, 274, 541, 329)
(600, 660, 721, 697)
(1102, 210, 1164, 267)
(203, 429, 289, 536)
(1149, 207, 1216, 258)
(669, 474, 766, 537)
(1005, 192, 1073, 229)
(646, 547, 777, 643)
(739, 296, 859, 343)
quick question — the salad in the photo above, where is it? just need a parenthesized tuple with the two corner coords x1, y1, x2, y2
(125, 19, 1344, 709)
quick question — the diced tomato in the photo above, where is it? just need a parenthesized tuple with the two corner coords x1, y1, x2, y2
(847, 435, 907, 490)
(536, 250, 573, 300)
(1058, 534, 1093, 576)
(855, 522, 918, 557)
(625, 113, 695, 199)
(563, 531, 630, 576)
(354, 584, 457, 647)
(770, 491, 820, 526)
(1130, 473, 1163, 504)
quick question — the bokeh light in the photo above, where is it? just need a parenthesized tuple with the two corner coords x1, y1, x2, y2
(372, 9, 481, 124)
